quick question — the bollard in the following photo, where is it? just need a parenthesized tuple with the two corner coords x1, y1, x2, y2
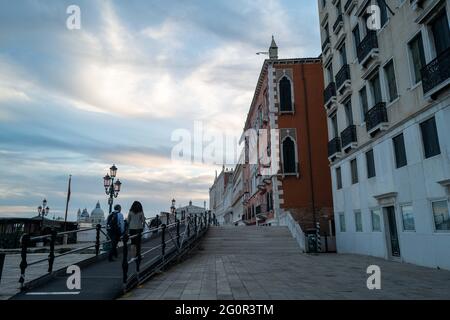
(95, 224, 101, 256)
(48, 229, 57, 273)
(122, 233, 129, 287)
(18, 234, 30, 290)
(161, 224, 166, 257)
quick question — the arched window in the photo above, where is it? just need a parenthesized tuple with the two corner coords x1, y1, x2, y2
(279, 76, 293, 112)
(282, 137, 296, 174)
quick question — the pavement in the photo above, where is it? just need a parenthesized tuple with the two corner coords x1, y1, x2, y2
(121, 226, 450, 300)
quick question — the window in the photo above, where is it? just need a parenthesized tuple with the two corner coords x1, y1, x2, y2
(377, 0, 388, 27)
(344, 99, 353, 126)
(354, 211, 363, 232)
(393, 133, 407, 168)
(401, 204, 415, 231)
(282, 137, 296, 174)
(366, 149, 376, 178)
(350, 158, 358, 184)
(430, 9, 450, 56)
(336, 167, 342, 189)
(331, 113, 339, 138)
(352, 26, 361, 55)
(339, 213, 346, 232)
(432, 200, 450, 231)
(326, 63, 334, 83)
(371, 209, 381, 232)
(336, 0, 342, 15)
(369, 72, 383, 104)
(339, 44, 347, 66)
(359, 86, 368, 122)
(279, 77, 293, 112)
(408, 33, 426, 84)
(420, 117, 441, 158)
(266, 192, 273, 211)
(384, 60, 398, 102)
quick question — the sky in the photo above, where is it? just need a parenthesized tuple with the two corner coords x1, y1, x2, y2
(0, 0, 321, 221)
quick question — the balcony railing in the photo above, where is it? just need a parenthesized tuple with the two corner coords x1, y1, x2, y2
(344, 0, 356, 13)
(341, 125, 357, 148)
(328, 137, 342, 157)
(357, 31, 378, 63)
(421, 47, 450, 95)
(335, 64, 350, 90)
(323, 82, 336, 106)
(333, 14, 343, 33)
(365, 102, 388, 133)
(322, 36, 330, 52)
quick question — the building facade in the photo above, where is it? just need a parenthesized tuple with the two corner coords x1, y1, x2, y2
(318, 0, 450, 269)
(210, 38, 334, 236)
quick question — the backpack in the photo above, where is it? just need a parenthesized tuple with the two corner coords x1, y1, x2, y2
(107, 211, 120, 234)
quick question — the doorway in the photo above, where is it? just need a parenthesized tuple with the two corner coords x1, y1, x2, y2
(384, 206, 401, 258)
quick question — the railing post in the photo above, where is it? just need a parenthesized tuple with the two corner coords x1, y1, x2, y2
(122, 233, 129, 289)
(0, 252, 5, 285)
(48, 229, 57, 273)
(194, 214, 197, 235)
(187, 216, 191, 238)
(19, 234, 30, 290)
(176, 219, 180, 248)
(161, 224, 166, 258)
(95, 224, 101, 256)
(136, 231, 142, 273)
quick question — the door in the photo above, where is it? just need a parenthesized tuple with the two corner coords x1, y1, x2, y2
(385, 206, 401, 257)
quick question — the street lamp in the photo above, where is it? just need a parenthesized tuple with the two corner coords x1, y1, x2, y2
(37, 199, 50, 229)
(103, 164, 122, 213)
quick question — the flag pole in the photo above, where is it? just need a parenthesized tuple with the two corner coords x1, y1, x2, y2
(64, 174, 72, 232)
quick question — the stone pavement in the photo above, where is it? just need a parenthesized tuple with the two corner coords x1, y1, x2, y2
(121, 227, 450, 300)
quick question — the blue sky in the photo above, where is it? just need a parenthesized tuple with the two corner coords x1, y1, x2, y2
(0, 0, 321, 220)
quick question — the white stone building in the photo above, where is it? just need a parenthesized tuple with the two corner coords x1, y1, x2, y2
(318, 0, 450, 269)
(76, 201, 105, 226)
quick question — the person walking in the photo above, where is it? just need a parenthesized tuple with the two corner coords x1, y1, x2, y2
(127, 201, 146, 258)
(106, 204, 125, 262)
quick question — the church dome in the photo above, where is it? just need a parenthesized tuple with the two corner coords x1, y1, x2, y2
(80, 208, 89, 218)
(90, 201, 105, 219)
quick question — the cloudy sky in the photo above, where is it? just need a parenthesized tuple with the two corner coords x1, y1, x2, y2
(0, 0, 320, 220)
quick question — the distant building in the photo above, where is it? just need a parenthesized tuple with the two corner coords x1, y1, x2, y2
(76, 201, 105, 226)
(175, 200, 207, 220)
(209, 165, 240, 225)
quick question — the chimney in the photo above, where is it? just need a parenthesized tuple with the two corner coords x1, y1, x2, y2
(269, 35, 278, 59)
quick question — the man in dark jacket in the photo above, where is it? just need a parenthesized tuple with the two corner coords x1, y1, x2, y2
(106, 204, 125, 261)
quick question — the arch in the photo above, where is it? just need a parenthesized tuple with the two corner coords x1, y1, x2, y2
(282, 136, 297, 174)
(279, 76, 293, 112)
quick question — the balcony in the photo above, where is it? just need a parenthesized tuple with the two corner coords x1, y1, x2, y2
(421, 47, 450, 98)
(322, 36, 331, 54)
(332, 14, 343, 34)
(335, 64, 351, 93)
(323, 82, 337, 110)
(344, 0, 357, 14)
(341, 125, 357, 151)
(357, 31, 379, 67)
(328, 137, 342, 161)
(365, 102, 388, 136)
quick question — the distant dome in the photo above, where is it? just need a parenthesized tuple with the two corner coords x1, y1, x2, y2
(90, 201, 105, 219)
(80, 208, 89, 218)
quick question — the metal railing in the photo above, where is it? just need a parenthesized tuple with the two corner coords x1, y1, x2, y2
(328, 137, 342, 157)
(421, 46, 450, 95)
(341, 125, 357, 148)
(335, 64, 350, 90)
(18, 224, 111, 289)
(332, 14, 343, 33)
(357, 31, 378, 63)
(323, 82, 337, 106)
(365, 102, 388, 132)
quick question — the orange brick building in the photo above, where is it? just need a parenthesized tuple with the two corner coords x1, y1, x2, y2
(241, 38, 334, 236)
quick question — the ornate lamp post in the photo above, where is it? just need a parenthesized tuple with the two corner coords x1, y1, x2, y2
(103, 164, 122, 213)
(37, 199, 50, 230)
